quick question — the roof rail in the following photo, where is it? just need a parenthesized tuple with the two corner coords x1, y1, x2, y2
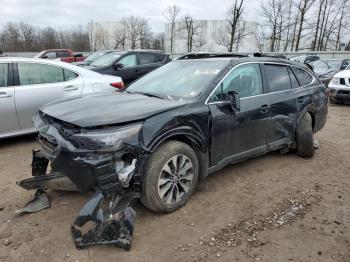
(131, 49, 165, 53)
(177, 53, 248, 60)
(253, 53, 287, 59)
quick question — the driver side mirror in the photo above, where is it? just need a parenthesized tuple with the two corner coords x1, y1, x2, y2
(113, 63, 124, 70)
(41, 55, 48, 59)
(228, 91, 240, 112)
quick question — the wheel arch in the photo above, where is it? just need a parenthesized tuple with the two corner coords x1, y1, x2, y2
(146, 130, 209, 180)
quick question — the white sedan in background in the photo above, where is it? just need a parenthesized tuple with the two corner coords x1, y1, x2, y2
(0, 57, 124, 139)
(328, 66, 350, 104)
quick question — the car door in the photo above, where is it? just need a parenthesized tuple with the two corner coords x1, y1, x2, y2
(114, 54, 139, 85)
(137, 53, 162, 77)
(0, 62, 21, 136)
(263, 64, 298, 149)
(14, 62, 84, 131)
(207, 63, 271, 165)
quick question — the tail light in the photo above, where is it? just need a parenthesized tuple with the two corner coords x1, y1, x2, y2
(110, 81, 124, 89)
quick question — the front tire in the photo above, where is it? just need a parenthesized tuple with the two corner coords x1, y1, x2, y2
(297, 113, 315, 158)
(141, 141, 199, 213)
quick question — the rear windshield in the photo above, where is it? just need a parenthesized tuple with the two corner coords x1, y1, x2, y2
(127, 60, 228, 100)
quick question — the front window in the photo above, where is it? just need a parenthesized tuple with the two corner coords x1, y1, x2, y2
(210, 64, 263, 102)
(127, 61, 228, 100)
(118, 54, 137, 67)
(45, 52, 57, 59)
(91, 52, 122, 67)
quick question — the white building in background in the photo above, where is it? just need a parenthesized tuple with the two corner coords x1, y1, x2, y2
(165, 20, 260, 54)
(88, 21, 143, 51)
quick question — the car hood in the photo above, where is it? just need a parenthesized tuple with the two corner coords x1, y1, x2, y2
(84, 65, 108, 71)
(73, 61, 90, 66)
(40, 92, 187, 127)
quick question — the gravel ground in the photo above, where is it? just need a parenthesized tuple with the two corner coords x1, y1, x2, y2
(0, 104, 349, 262)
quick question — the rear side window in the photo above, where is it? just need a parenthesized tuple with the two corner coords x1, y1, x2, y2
(290, 67, 313, 86)
(0, 63, 8, 87)
(139, 53, 157, 65)
(57, 51, 70, 58)
(63, 69, 78, 81)
(265, 64, 291, 92)
(18, 63, 64, 85)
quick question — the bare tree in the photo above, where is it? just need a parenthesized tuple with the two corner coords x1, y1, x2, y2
(216, 0, 247, 52)
(295, 0, 315, 51)
(113, 20, 128, 50)
(152, 33, 165, 50)
(335, 0, 349, 50)
(180, 15, 205, 52)
(261, 0, 284, 51)
(227, 0, 245, 52)
(164, 5, 181, 53)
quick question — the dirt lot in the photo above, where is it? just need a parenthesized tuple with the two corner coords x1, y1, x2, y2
(0, 104, 350, 262)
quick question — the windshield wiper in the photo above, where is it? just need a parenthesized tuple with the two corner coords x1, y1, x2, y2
(129, 91, 166, 100)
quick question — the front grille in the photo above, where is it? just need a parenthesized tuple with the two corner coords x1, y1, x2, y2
(39, 137, 57, 159)
(340, 78, 346, 85)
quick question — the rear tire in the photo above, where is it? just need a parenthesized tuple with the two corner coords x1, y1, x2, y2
(297, 113, 315, 158)
(141, 141, 199, 213)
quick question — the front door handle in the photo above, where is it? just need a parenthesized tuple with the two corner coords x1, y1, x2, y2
(260, 104, 271, 113)
(0, 92, 12, 98)
(63, 85, 78, 91)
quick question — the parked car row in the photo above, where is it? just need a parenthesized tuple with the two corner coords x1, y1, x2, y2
(0, 57, 123, 138)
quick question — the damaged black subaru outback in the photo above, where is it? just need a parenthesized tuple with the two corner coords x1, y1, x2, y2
(18, 55, 328, 250)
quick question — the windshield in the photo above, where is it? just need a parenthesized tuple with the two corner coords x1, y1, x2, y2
(127, 60, 228, 100)
(91, 52, 122, 67)
(34, 51, 46, 58)
(86, 51, 107, 62)
(325, 60, 341, 70)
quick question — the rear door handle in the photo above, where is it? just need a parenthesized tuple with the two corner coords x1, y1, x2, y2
(0, 92, 12, 98)
(260, 104, 271, 113)
(63, 85, 78, 91)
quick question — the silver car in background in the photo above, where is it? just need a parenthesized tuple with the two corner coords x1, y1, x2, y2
(0, 57, 124, 139)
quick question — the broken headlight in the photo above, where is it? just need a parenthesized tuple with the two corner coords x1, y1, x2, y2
(70, 123, 142, 150)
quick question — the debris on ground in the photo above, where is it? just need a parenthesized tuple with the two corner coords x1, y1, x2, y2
(174, 191, 321, 261)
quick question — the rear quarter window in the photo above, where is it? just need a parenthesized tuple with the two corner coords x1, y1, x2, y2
(63, 69, 78, 81)
(290, 67, 313, 86)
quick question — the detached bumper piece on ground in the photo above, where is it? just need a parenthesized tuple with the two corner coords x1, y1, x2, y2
(71, 191, 136, 250)
(17, 149, 140, 251)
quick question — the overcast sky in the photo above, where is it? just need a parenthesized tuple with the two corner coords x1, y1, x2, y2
(0, 0, 261, 32)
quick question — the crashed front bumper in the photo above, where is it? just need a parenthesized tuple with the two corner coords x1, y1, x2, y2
(18, 121, 146, 250)
(36, 125, 143, 194)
